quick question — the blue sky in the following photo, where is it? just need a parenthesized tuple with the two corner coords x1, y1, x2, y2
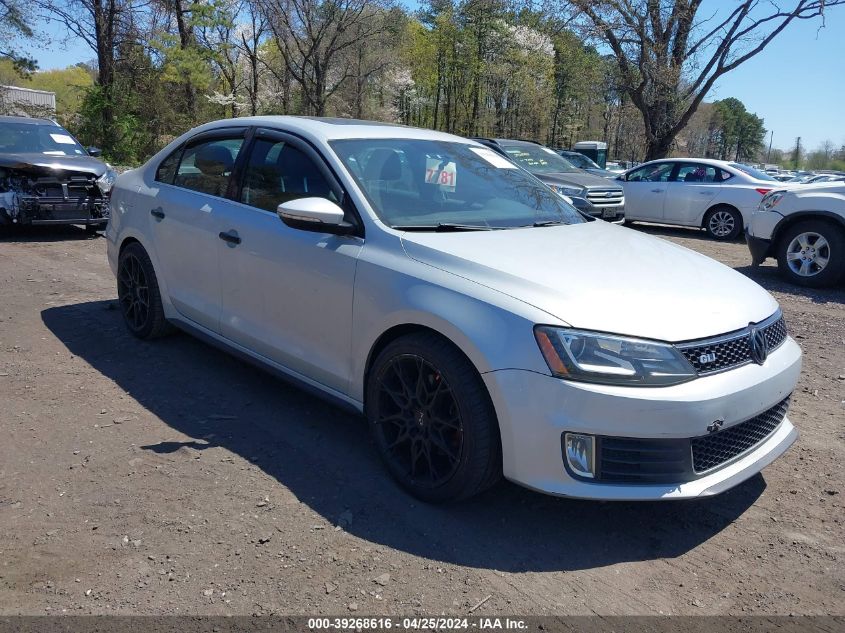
(28, 4, 845, 153)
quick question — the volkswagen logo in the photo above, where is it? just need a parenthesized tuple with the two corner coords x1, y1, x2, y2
(748, 326, 768, 365)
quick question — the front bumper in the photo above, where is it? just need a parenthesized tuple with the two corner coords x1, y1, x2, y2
(0, 196, 110, 227)
(746, 234, 773, 265)
(569, 196, 625, 224)
(482, 336, 801, 500)
(746, 209, 783, 264)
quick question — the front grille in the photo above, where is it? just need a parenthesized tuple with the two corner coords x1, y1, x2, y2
(586, 188, 624, 207)
(677, 313, 787, 375)
(578, 397, 790, 484)
(691, 398, 789, 473)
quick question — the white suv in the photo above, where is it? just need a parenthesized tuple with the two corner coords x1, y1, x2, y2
(747, 183, 845, 287)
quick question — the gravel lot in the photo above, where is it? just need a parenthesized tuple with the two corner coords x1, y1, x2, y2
(0, 223, 843, 616)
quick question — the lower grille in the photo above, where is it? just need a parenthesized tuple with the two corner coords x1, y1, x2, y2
(582, 397, 790, 483)
(691, 398, 789, 473)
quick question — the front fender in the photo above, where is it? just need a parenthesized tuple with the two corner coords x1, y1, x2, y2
(348, 246, 557, 403)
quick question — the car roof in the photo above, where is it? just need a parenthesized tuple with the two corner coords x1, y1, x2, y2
(641, 157, 733, 167)
(490, 138, 541, 147)
(0, 115, 60, 126)
(188, 116, 472, 144)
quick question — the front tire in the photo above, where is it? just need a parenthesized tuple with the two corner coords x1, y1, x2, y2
(776, 219, 845, 287)
(704, 206, 742, 241)
(366, 332, 502, 503)
(117, 242, 173, 339)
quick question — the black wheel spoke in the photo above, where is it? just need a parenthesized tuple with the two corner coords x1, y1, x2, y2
(374, 354, 463, 488)
(118, 254, 151, 333)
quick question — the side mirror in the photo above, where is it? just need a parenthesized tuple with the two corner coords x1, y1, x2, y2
(277, 197, 355, 235)
(87, 146, 103, 157)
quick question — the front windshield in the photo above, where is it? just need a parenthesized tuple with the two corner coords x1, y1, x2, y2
(0, 122, 87, 156)
(728, 162, 777, 182)
(564, 152, 600, 170)
(330, 139, 586, 229)
(500, 144, 579, 174)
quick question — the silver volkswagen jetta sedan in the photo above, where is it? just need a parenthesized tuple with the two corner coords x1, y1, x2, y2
(106, 117, 801, 502)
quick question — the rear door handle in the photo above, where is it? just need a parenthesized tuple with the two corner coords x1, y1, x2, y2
(650, 188, 664, 193)
(218, 231, 241, 245)
(150, 207, 165, 219)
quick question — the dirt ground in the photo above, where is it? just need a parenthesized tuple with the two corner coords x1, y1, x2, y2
(0, 223, 843, 617)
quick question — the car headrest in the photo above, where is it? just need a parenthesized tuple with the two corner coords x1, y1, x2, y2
(363, 149, 402, 181)
(195, 144, 234, 176)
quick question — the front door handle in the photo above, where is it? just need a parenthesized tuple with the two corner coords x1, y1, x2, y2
(650, 188, 664, 193)
(218, 230, 241, 245)
(150, 207, 165, 220)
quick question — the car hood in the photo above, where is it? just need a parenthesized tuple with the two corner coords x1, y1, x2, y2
(0, 152, 108, 176)
(538, 170, 621, 189)
(400, 221, 778, 342)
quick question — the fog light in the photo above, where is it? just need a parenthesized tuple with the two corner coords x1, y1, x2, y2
(564, 432, 595, 479)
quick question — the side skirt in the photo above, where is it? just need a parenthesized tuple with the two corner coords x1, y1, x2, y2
(170, 317, 364, 417)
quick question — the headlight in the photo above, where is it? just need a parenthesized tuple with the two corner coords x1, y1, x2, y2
(96, 167, 117, 195)
(548, 184, 584, 198)
(760, 192, 784, 210)
(534, 327, 696, 386)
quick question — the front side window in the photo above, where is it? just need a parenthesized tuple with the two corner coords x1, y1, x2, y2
(626, 163, 674, 182)
(564, 152, 600, 170)
(173, 137, 244, 197)
(240, 138, 337, 212)
(155, 148, 181, 184)
(330, 139, 585, 229)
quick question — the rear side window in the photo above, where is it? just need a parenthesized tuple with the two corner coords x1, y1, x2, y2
(674, 163, 722, 183)
(173, 137, 244, 197)
(240, 138, 338, 212)
(155, 149, 181, 184)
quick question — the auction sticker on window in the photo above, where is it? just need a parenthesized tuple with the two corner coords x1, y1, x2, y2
(50, 134, 77, 145)
(469, 147, 517, 169)
(425, 158, 457, 191)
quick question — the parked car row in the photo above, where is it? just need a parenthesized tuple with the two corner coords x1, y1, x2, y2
(100, 116, 802, 503)
(2, 116, 841, 290)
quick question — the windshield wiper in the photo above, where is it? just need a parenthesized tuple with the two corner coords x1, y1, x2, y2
(392, 223, 498, 232)
(530, 220, 568, 227)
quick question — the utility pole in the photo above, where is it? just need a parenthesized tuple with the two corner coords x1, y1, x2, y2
(766, 130, 773, 163)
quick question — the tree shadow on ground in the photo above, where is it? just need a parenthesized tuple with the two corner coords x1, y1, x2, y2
(42, 300, 766, 573)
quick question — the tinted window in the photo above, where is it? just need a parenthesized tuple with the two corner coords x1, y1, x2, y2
(330, 139, 585, 229)
(673, 163, 724, 183)
(626, 163, 674, 182)
(174, 137, 244, 197)
(240, 139, 337, 212)
(155, 148, 181, 184)
(728, 163, 777, 181)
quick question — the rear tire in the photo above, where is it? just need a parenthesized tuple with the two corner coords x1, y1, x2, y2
(776, 219, 845, 287)
(366, 332, 502, 503)
(117, 242, 173, 339)
(704, 206, 742, 241)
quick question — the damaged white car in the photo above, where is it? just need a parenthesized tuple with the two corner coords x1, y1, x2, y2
(0, 116, 115, 233)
